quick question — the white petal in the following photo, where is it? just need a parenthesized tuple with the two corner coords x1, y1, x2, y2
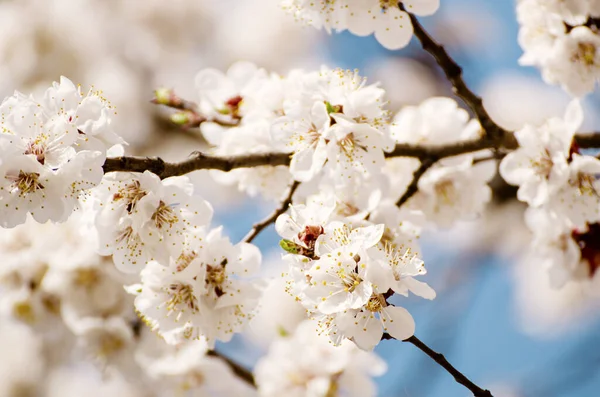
(382, 305, 415, 340)
(374, 9, 413, 50)
(402, 0, 440, 16)
(349, 311, 383, 350)
(563, 99, 583, 134)
(403, 277, 436, 300)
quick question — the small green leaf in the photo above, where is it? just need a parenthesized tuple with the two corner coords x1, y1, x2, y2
(279, 239, 300, 254)
(325, 101, 336, 114)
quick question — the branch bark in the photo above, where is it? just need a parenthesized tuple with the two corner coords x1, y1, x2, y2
(242, 180, 301, 243)
(207, 350, 256, 387)
(398, 3, 508, 142)
(395, 157, 436, 207)
(103, 151, 291, 179)
(382, 334, 494, 397)
(102, 133, 600, 179)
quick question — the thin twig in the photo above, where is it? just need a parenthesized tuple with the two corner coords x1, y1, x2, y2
(207, 350, 256, 387)
(152, 89, 240, 128)
(242, 180, 301, 243)
(382, 334, 494, 397)
(395, 158, 436, 207)
(399, 3, 508, 142)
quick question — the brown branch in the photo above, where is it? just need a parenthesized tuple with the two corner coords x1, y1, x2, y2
(103, 151, 291, 179)
(382, 334, 493, 397)
(399, 3, 508, 142)
(207, 350, 255, 387)
(242, 180, 301, 243)
(395, 158, 436, 207)
(102, 133, 600, 179)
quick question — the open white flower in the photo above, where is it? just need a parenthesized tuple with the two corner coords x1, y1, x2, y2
(95, 171, 213, 273)
(500, 99, 582, 207)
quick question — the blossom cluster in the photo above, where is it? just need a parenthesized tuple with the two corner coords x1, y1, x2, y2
(4, 0, 600, 394)
(500, 100, 600, 289)
(281, 0, 440, 49)
(94, 170, 264, 347)
(195, 63, 495, 229)
(0, 215, 253, 396)
(0, 77, 121, 228)
(276, 200, 435, 349)
(517, 0, 600, 96)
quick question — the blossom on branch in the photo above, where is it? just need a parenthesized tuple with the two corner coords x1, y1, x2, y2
(281, 0, 440, 50)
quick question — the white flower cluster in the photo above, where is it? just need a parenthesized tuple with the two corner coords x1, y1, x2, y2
(281, 0, 440, 49)
(192, 63, 502, 352)
(93, 170, 263, 347)
(196, 63, 495, 228)
(499, 100, 600, 289)
(0, 77, 122, 228)
(517, 0, 600, 96)
(276, 197, 435, 350)
(255, 320, 386, 397)
(388, 97, 495, 228)
(0, 215, 253, 396)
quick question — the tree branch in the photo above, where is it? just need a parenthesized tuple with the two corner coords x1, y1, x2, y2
(395, 157, 436, 207)
(207, 350, 256, 387)
(382, 334, 494, 397)
(399, 3, 508, 142)
(103, 151, 291, 179)
(102, 133, 600, 179)
(242, 180, 301, 243)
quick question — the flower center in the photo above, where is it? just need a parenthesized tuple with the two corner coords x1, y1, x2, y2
(74, 268, 100, 288)
(98, 333, 125, 357)
(573, 42, 597, 67)
(338, 133, 367, 161)
(206, 259, 228, 297)
(365, 294, 387, 313)
(219, 95, 243, 119)
(176, 250, 198, 272)
(338, 269, 363, 292)
(380, 0, 399, 11)
(336, 202, 360, 217)
(24, 136, 48, 164)
(572, 172, 599, 197)
(530, 149, 554, 178)
(112, 180, 147, 213)
(8, 171, 44, 196)
(434, 179, 458, 205)
(152, 201, 179, 229)
(165, 283, 198, 313)
(298, 225, 325, 251)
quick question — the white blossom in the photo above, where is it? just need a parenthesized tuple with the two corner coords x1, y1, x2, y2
(281, 0, 440, 50)
(94, 171, 213, 274)
(133, 227, 262, 347)
(0, 77, 118, 227)
(255, 320, 386, 397)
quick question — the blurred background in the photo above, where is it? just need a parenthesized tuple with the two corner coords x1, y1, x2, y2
(1, 0, 600, 396)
